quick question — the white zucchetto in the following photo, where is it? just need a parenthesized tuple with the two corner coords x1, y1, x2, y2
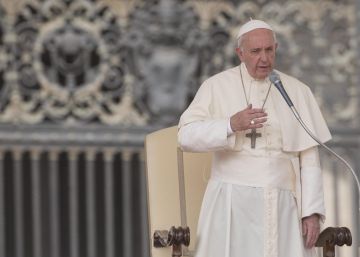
(237, 19, 273, 39)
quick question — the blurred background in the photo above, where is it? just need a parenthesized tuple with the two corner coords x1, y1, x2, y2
(0, 0, 358, 256)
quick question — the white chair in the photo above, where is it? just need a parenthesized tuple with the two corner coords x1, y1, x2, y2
(145, 126, 211, 257)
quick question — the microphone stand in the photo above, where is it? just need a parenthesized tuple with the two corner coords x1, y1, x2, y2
(289, 105, 360, 214)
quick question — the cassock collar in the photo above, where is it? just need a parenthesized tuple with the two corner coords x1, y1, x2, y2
(240, 62, 271, 85)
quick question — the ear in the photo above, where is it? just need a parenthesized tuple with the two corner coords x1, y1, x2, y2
(235, 47, 244, 62)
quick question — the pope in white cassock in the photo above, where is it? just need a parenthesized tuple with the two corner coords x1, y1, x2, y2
(177, 20, 332, 257)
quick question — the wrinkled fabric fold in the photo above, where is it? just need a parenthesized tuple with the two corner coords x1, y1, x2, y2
(194, 180, 314, 257)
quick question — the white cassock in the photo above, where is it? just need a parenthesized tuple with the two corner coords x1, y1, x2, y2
(178, 63, 332, 257)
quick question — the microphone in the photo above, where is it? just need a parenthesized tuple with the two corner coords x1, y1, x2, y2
(269, 70, 360, 214)
(269, 71, 294, 107)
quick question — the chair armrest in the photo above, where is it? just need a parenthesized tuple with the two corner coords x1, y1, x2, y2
(315, 227, 352, 257)
(153, 226, 190, 257)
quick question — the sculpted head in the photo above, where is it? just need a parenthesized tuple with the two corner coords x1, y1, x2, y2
(235, 20, 278, 80)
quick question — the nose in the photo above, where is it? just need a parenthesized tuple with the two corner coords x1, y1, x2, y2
(260, 50, 267, 62)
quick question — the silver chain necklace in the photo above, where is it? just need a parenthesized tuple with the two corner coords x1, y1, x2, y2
(239, 66, 272, 109)
(239, 66, 272, 148)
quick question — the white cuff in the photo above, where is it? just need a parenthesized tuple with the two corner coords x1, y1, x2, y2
(301, 166, 326, 220)
(227, 118, 234, 136)
(178, 119, 233, 152)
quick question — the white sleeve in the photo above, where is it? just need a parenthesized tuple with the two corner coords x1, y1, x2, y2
(300, 146, 326, 220)
(227, 118, 235, 136)
(178, 78, 237, 152)
(178, 119, 236, 152)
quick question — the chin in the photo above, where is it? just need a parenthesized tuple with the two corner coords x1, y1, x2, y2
(256, 72, 270, 80)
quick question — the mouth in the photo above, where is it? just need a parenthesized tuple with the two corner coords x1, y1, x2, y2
(258, 66, 269, 70)
(256, 66, 271, 78)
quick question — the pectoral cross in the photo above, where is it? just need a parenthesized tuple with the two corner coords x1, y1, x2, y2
(245, 129, 261, 149)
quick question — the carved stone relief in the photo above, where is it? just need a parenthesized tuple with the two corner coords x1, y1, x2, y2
(0, 0, 357, 128)
(126, 0, 220, 125)
(0, 0, 147, 125)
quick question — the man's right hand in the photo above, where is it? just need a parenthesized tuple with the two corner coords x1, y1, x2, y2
(230, 104, 268, 132)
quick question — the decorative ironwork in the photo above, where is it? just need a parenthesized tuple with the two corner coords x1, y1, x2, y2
(0, 0, 356, 127)
(0, 0, 147, 125)
(0, 0, 233, 126)
(126, 0, 207, 125)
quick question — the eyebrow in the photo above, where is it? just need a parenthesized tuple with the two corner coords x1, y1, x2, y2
(249, 46, 274, 51)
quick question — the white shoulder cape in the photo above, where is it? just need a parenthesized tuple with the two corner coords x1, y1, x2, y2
(179, 66, 331, 152)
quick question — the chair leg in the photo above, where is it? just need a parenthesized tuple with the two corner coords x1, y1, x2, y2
(172, 244, 182, 257)
(323, 243, 335, 257)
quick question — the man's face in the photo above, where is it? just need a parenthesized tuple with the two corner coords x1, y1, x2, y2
(236, 28, 277, 80)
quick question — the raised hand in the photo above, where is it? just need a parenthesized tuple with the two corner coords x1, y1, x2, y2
(230, 104, 268, 132)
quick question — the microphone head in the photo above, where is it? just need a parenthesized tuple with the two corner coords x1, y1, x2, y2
(269, 71, 280, 84)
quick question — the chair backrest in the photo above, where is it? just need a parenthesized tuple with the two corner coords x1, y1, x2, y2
(145, 126, 212, 257)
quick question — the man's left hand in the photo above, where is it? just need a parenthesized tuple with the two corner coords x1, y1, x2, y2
(302, 214, 320, 248)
